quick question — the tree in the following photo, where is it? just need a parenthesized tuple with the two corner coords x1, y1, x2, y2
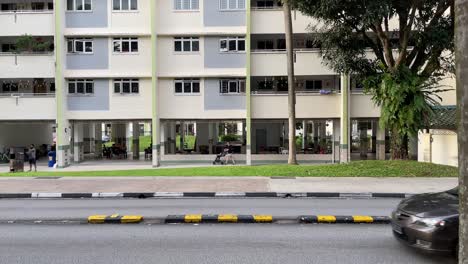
(283, 0, 298, 164)
(456, 0, 468, 262)
(295, 0, 454, 159)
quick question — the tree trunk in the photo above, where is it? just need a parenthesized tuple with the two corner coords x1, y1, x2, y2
(283, 0, 297, 165)
(390, 130, 409, 160)
(456, 0, 468, 262)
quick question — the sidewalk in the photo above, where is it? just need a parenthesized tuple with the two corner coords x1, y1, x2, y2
(0, 176, 457, 194)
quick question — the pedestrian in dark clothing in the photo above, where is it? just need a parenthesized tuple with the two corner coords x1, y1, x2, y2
(27, 144, 37, 172)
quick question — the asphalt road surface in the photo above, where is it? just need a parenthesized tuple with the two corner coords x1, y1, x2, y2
(0, 198, 400, 219)
(0, 224, 455, 264)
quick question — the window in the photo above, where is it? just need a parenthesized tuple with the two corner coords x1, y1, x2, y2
(220, 0, 245, 10)
(174, 0, 199, 10)
(68, 79, 94, 94)
(67, 38, 93, 54)
(113, 38, 138, 53)
(219, 37, 245, 52)
(67, 0, 92, 11)
(220, 79, 245, 94)
(174, 79, 200, 94)
(305, 80, 323, 90)
(174, 37, 199, 52)
(2, 82, 18, 93)
(113, 0, 137, 11)
(114, 79, 139, 94)
(257, 40, 274, 50)
(1, 43, 15, 53)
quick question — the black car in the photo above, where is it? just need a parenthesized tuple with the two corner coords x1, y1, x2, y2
(391, 187, 459, 254)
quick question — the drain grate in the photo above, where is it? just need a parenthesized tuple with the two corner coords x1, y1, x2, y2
(34, 177, 62, 180)
(270, 176, 296, 179)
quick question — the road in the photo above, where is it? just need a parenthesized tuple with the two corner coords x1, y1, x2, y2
(0, 198, 399, 219)
(0, 198, 456, 263)
(0, 225, 455, 264)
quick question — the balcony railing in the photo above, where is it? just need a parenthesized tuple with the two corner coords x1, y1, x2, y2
(0, 52, 55, 78)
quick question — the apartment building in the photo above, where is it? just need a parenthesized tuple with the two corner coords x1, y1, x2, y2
(0, 0, 456, 168)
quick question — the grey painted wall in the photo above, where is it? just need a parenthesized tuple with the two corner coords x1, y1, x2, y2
(66, 38, 108, 69)
(204, 79, 245, 110)
(65, 0, 108, 28)
(67, 79, 109, 111)
(204, 37, 246, 68)
(203, 0, 245, 27)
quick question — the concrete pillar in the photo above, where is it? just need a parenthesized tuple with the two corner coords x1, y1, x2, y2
(179, 121, 185, 152)
(87, 123, 95, 155)
(340, 73, 350, 163)
(332, 119, 341, 163)
(376, 123, 386, 160)
(208, 122, 214, 154)
(160, 122, 166, 156)
(302, 120, 307, 151)
(56, 120, 72, 168)
(132, 122, 140, 160)
(169, 122, 176, 154)
(73, 123, 84, 163)
(94, 123, 102, 159)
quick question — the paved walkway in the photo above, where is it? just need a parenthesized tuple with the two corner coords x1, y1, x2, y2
(0, 176, 457, 193)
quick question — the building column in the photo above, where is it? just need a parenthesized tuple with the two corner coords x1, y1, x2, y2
(302, 120, 307, 151)
(376, 123, 386, 160)
(87, 123, 95, 155)
(54, 0, 71, 168)
(332, 119, 341, 163)
(169, 122, 176, 154)
(208, 122, 214, 154)
(245, 0, 252, 165)
(132, 122, 140, 160)
(179, 121, 185, 152)
(150, 0, 160, 167)
(73, 123, 84, 163)
(94, 123, 102, 159)
(340, 73, 350, 163)
(160, 122, 166, 156)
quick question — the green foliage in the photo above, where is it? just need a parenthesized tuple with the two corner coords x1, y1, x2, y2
(220, 134, 240, 142)
(294, 0, 454, 158)
(15, 34, 52, 53)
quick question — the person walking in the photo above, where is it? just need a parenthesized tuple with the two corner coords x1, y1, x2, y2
(27, 144, 37, 172)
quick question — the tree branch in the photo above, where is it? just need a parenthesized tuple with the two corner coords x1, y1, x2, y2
(372, 22, 395, 69)
(395, 2, 418, 68)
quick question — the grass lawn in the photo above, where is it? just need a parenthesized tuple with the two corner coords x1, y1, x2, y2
(0, 160, 457, 177)
(104, 135, 152, 151)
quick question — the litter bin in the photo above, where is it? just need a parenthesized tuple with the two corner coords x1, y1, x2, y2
(48, 151, 56, 167)
(9, 152, 24, 173)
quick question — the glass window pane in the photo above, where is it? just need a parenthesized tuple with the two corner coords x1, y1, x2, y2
(220, 81, 228, 93)
(131, 41, 138, 52)
(175, 82, 182, 93)
(75, 0, 83, 10)
(183, 41, 191, 52)
(84, 0, 91, 10)
(229, 81, 238, 93)
(220, 0, 227, 10)
(122, 41, 130, 52)
(228, 40, 237, 51)
(114, 82, 121, 93)
(113, 0, 120, 10)
(113, 40, 121, 52)
(123, 82, 130, 93)
(67, 40, 74, 52)
(182, 0, 190, 9)
(183, 82, 191, 93)
(229, 0, 236, 9)
(67, 0, 74, 10)
(191, 0, 198, 9)
(174, 0, 182, 10)
(238, 39, 245, 51)
(238, 0, 245, 9)
(85, 41, 92, 52)
(174, 41, 182, 52)
(220, 40, 227, 51)
(85, 82, 93, 94)
(131, 82, 139, 93)
(131, 0, 138, 9)
(192, 82, 200, 93)
(240, 81, 245, 93)
(68, 83, 75, 93)
(122, 0, 129, 10)
(192, 40, 199, 52)
(77, 82, 84, 93)
(75, 41, 83, 52)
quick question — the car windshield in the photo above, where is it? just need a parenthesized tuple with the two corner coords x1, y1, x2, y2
(447, 187, 459, 196)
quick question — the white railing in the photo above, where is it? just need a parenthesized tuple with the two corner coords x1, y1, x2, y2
(0, 93, 55, 98)
(0, 11, 54, 36)
(0, 53, 55, 78)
